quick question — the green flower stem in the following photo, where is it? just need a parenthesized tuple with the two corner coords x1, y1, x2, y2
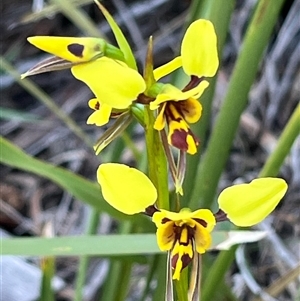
(152, 255, 168, 301)
(181, 0, 236, 205)
(201, 102, 300, 301)
(0, 57, 93, 148)
(114, 262, 132, 301)
(140, 256, 159, 301)
(40, 256, 55, 301)
(50, 0, 104, 38)
(74, 209, 100, 301)
(144, 106, 169, 210)
(101, 221, 132, 301)
(259, 102, 300, 177)
(201, 246, 237, 301)
(107, 193, 133, 301)
(175, 267, 189, 301)
(189, 0, 286, 210)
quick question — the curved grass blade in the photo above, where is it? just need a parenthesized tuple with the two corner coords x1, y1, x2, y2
(94, 0, 137, 70)
(0, 137, 150, 225)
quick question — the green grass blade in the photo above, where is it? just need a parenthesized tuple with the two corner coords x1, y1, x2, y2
(94, 1, 137, 70)
(100, 221, 133, 301)
(50, 0, 103, 37)
(189, 0, 286, 210)
(74, 210, 100, 301)
(40, 256, 55, 301)
(0, 57, 93, 147)
(2, 234, 159, 256)
(1, 232, 244, 256)
(0, 107, 41, 122)
(259, 102, 300, 177)
(20, 0, 94, 25)
(0, 137, 150, 224)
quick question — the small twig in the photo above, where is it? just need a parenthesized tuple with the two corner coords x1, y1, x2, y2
(251, 264, 300, 301)
(236, 245, 277, 301)
(0, 199, 40, 235)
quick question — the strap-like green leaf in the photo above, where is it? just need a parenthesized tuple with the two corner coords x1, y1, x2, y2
(2, 231, 267, 256)
(0, 137, 150, 226)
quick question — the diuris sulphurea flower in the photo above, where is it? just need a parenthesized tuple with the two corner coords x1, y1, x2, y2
(23, 17, 218, 155)
(97, 163, 288, 280)
(150, 19, 219, 154)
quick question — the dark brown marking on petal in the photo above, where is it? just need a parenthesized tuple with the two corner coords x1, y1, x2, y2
(170, 128, 189, 152)
(174, 225, 195, 245)
(67, 43, 84, 58)
(170, 128, 199, 153)
(162, 217, 171, 224)
(165, 102, 183, 123)
(171, 253, 179, 270)
(171, 251, 193, 271)
(177, 99, 199, 121)
(181, 253, 193, 270)
(94, 101, 100, 110)
(194, 218, 208, 228)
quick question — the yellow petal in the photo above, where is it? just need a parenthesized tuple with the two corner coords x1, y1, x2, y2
(190, 209, 216, 232)
(155, 219, 175, 251)
(149, 84, 182, 109)
(194, 223, 212, 254)
(150, 81, 209, 110)
(218, 178, 288, 227)
(181, 19, 219, 77)
(97, 163, 157, 215)
(153, 208, 193, 225)
(180, 80, 209, 100)
(88, 98, 100, 110)
(27, 36, 106, 63)
(179, 98, 202, 124)
(168, 118, 198, 155)
(171, 240, 194, 280)
(72, 57, 146, 109)
(153, 103, 167, 130)
(153, 56, 182, 80)
(87, 100, 112, 126)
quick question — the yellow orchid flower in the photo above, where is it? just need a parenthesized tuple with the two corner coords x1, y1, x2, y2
(24, 37, 146, 127)
(97, 163, 288, 280)
(149, 19, 219, 154)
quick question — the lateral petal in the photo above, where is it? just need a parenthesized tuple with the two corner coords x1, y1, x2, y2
(97, 163, 157, 215)
(218, 178, 288, 227)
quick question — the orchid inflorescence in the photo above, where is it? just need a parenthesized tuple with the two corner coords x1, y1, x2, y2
(23, 2, 288, 299)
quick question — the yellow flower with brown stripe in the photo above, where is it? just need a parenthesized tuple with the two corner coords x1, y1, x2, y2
(150, 19, 219, 154)
(97, 163, 288, 280)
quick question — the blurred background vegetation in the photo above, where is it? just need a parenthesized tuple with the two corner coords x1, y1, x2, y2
(1, 0, 299, 300)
